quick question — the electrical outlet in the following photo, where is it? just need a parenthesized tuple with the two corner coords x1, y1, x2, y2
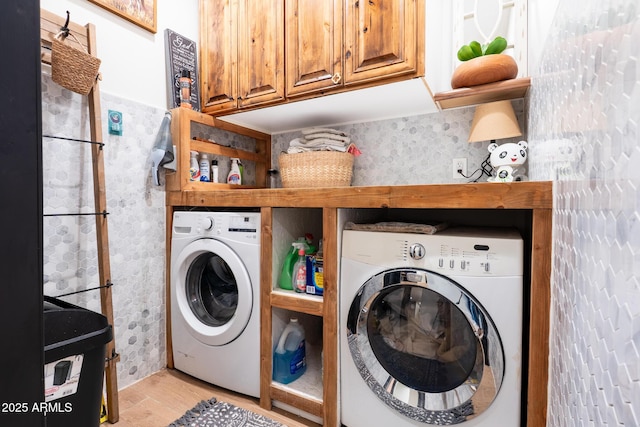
(452, 158, 467, 179)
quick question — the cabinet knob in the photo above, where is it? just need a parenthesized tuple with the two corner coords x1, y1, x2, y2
(331, 72, 342, 84)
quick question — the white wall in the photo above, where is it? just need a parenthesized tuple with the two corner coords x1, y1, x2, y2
(527, 0, 561, 72)
(40, 0, 199, 109)
(424, 0, 453, 94)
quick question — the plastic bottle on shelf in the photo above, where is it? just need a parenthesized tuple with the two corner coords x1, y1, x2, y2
(199, 153, 210, 182)
(238, 159, 244, 183)
(273, 318, 306, 384)
(278, 240, 307, 290)
(293, 248, 307, 293)
(179, 69, 192, 109)
(189, 151, 200, 181)
(227, 158, 241, 185)
(304, 233, 317, 255)
(306, 239, 324, 296)
(211, 159, 219, 183)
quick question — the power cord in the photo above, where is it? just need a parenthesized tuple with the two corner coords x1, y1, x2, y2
(456, 154, 493, 182)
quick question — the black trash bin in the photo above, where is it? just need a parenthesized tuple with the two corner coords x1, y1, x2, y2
(43, 296, 113, 427)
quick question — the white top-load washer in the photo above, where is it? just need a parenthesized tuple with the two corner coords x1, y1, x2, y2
(171, 211, 261, 397)
(340, 227, 524, 426)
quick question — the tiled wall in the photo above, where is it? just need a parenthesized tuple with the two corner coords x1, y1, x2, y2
(42, 75, 167, 388)
(272, 100, 526, 186)
(527, 0, 640, 425)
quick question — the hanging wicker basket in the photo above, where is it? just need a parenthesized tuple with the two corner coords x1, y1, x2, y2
(51, 31, 101, 95)
(279, 151, 354, 188)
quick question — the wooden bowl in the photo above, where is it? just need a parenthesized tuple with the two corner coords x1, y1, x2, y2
(451, 54, 518, 89)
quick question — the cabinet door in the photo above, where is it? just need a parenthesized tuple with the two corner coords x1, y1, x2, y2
(344, 0, 424, 84)
(285, 0, 343, 97)
(237, 0, 285, 108)
(200, 0, 237, 113)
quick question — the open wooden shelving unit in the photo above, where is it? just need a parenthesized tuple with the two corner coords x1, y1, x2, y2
(166, 180, 552, 427)
(165, 107, 271, 191)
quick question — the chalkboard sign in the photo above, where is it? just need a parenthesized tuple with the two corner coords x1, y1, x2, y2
(165, 29, 200, 111)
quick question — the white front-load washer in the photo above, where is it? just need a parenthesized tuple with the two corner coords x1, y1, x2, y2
(171, 210, 261, 397)
(340, 227, 523, 426)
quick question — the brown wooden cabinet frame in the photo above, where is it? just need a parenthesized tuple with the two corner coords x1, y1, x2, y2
(166, 181, 552, 427)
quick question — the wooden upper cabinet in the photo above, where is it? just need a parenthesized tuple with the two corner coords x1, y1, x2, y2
(200, 0, 237, 113)
(285, 0, 343, 97)
(199, 0, 425, 114)
(344, 0, 424, 85)
(237, 0, 285, 108)
(200, 0, 285, 114)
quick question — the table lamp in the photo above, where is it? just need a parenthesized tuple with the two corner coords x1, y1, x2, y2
(468, 100, 522, 143)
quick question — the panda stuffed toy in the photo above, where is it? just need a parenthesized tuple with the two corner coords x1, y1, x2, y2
(487, 140, 528, 182)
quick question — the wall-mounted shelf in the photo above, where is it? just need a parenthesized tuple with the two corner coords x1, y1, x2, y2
(433, 77, 531, 110)
(166, 107, 271, 191)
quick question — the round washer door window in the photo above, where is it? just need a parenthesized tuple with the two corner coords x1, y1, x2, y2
(173, 239, 253, 346)
(346, 268, 504, 425)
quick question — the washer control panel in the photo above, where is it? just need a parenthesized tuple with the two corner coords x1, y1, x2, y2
(342, 228, 523, 277)
(173, 211, 260, 243)
(431, 239, 496, 274)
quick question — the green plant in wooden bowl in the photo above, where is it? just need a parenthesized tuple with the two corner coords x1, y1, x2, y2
(451, 36, 517, 89)
(457, 36, 508, 61)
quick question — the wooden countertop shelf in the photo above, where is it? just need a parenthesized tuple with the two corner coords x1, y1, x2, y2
(167, 181, 552, 210)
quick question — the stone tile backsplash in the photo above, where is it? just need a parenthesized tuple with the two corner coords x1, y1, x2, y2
(527, 0, 640, 425)
(272, 100, 526, 186)
(42, 75, 167, 388)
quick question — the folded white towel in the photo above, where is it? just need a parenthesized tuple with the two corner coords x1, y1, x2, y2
(287, 128, 351, 153)
(301, 127, 347, 136)
(290, 137, 347, 148)
(302, 137, 348, 147)
(287, 144, 348, 153)
(304, 133, 351, 143)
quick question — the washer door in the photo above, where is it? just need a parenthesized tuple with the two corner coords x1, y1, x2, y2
(173, 239, 253, 346)
(346, 268, 504, 425)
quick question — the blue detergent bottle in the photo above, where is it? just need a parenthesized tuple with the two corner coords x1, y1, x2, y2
(273, 318, 306, 384)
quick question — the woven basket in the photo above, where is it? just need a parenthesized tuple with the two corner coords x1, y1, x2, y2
(279, 151, 354, 188)
(51, 33, 101, 95)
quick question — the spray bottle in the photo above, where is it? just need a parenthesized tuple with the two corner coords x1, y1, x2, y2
(278, 240, 307, 290)
(189, 151, 200, 181)
(292, 248, 307, 293)
(227, 158, 241, 185)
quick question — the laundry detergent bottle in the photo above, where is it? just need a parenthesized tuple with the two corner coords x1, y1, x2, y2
(273, 318, 306, 384)
(278, 238, 310, 290)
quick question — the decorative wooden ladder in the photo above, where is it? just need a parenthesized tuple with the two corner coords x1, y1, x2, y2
(40, 9, 120, 423)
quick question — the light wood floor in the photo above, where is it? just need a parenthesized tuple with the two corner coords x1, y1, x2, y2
(102, 368, 321, 427)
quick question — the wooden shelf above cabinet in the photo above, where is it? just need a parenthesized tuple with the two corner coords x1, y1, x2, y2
(433, 77, 531, 110)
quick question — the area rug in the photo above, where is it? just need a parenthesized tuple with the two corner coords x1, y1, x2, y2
(168, 397, 285, 427)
